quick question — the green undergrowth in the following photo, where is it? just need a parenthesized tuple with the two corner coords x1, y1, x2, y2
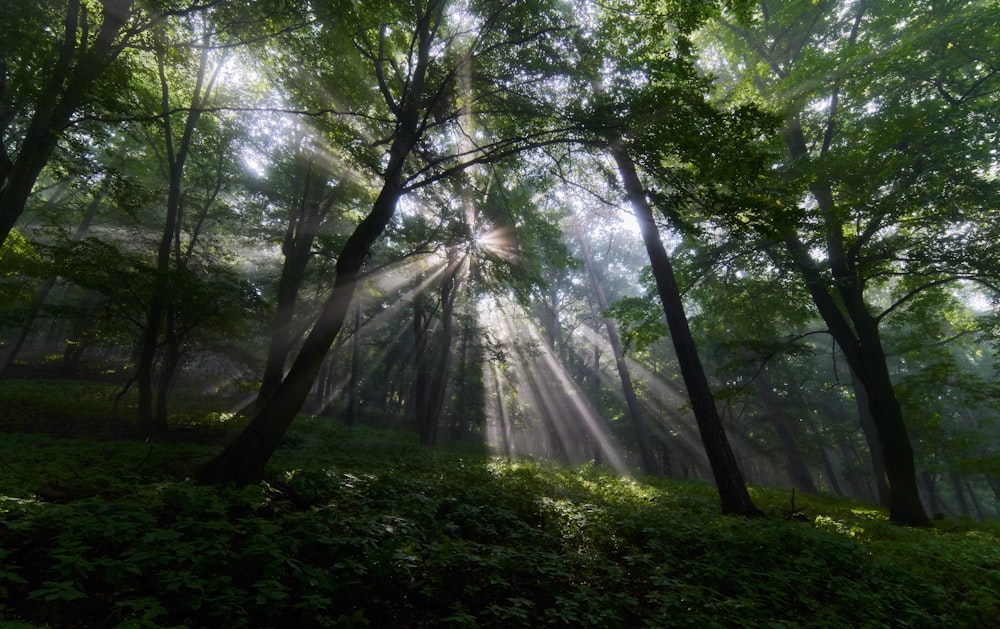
(1, 414, 998, 627)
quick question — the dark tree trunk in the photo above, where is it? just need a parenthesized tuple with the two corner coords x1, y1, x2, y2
(849, 368, 890, 507)
(610, 140, 760, 517)
(574, 218, 658, 474)
(258, 160, 336, 411)
(950, 471, 971, 517)
(0, 0, 134, 246)
(420, 249, 461, 445)
(198, 169, 408, 484)
(782, 118, 928, 527)
(412, 293, 430, 432)
(153, 305, 181, 432)
(965, 480, 985, 520)
(784, 233, 928, 525)
(137, 37, 221, 437)
(920, 471, 941, 517)
(804, 411, 844, 496)
(489, 364, 513, 459)
(197, 51, 426, 481)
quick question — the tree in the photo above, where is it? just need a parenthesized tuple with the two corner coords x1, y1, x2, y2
(0, 1, 215, 248)
(132, 14, 233, 435)
(610, 141, 760, 516)
(710, 0, 1000, 525)
(559, 0, 765, 515)
(199, 0, 573, 484)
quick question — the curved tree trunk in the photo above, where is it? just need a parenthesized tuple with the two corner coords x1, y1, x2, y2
(784, 230, 928, 526)
(257, 157, 336, 411)
(781, 116, 928, 527)
(198, 22, 431, 479)
(848, 367, 890, 507)
(198, 168, 410, 484)
(610, 139, 761, 517)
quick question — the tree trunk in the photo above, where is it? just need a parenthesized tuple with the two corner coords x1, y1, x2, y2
(949, 471, 970, 517)
(920, 471, 941, 517)
(420, 248, 464, 445)
(610, 139, 760, 517)
(137, 35, 221, 437)
(412, 292, 430, 433)
(803, 411, 844, 496)
(848, 368, 890, 507)
(258, 159, 335, 410)
(782, 117, 928, 526)
(198, 70, 423, 482)
(199, 169, 408, 483)
(0, 0, 134, 246)
(573, 218, 658, 474)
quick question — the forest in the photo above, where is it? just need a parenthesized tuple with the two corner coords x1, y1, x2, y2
(1, 0, 999, 626)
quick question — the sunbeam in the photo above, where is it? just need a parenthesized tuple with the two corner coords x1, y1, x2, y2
(479, 295, 631, 473)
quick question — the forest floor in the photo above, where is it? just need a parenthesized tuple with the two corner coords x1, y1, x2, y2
(1, 378, 998, 627)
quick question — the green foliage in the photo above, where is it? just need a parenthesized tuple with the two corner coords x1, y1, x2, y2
(1, 397, 998, 627)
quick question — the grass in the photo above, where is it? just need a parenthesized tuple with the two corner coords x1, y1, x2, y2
(1, 379, 999, 627)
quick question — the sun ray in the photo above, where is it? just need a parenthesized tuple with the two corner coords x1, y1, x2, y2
(479, 295, 630, 473)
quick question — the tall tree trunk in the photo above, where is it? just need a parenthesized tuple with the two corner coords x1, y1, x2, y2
(782, 118, 928, 526)
(920, 471, 941, 517)
(489, 363, 513, 459)
(257, 158, 335, 410)
(198, 165, 409, 484)
(784, 232, 928, 525)
(573, 218, 658, 474)
(197, 16, 432, 480)
(803, 411, 844, 496)
(848, 367, 890, 507)
(610, 139, 760, 517)
(137, 34, 221, 437)
(949, 471, 971, 517)
(412, 292, 430, 433)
